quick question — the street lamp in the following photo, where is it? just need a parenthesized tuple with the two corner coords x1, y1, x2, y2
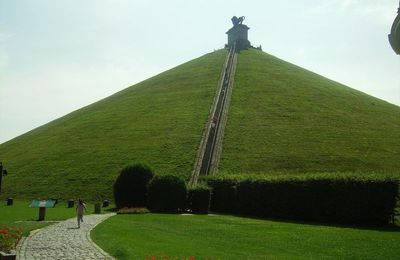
(389, 1, 400, 54)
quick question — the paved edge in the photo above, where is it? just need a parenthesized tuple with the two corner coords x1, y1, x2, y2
(88, 213, 116, 259)
(16, 213, 116, 259)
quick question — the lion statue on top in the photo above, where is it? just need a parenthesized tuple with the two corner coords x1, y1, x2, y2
(231, 16, 245, 26)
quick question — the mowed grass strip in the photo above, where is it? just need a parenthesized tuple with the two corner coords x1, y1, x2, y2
(0, 50, 227, 200)
(91, 214, 400, 260)
(221, 49, 400, 173)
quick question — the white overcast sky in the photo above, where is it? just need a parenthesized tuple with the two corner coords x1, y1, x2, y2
(0, 0, 399, 143)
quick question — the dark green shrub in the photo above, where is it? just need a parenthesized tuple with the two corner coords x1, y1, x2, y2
(205, 174, 399, 226)
(188, 184, 211, 214)
(113, 163, 154, 209)
(147, 174, 187, 212)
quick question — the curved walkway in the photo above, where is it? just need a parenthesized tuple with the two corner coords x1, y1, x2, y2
(17, 213, 116, 259)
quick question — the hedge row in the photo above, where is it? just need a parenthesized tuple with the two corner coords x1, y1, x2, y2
(205, 174, 399, 226)
(188, 185, 211, 214)
(113, 164, 211, 213)
(147, 176, 212, 213)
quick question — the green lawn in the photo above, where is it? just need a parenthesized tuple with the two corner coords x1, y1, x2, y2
(0, 200, 111, 236)
(91, 214, 400, 260)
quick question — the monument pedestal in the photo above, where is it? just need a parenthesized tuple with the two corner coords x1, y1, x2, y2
(226, 16, 251, 50)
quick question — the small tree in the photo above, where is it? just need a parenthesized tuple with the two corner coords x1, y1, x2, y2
(147, 174, 187, 212)
(113, 163, 154, 209)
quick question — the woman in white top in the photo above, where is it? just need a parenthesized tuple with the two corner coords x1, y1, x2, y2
(76, 199, 86, 228)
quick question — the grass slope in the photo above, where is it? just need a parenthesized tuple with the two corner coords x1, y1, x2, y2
(220, 49, 400, 173)
(0, 50, 227, 200)
(1, 48, 399, 200)
(92, 214, 400, 259)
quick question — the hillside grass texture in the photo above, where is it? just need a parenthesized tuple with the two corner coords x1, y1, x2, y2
(92, 213, 400, 259)
(0, 50, 227, 200)
(1, 48, 399, 201)
(220, 49, 400, 173)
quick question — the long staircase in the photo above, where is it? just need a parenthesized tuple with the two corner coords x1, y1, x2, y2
(190, 44, 238, 185)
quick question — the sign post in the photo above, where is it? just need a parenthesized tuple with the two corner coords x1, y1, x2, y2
(30, 199, 57, 221)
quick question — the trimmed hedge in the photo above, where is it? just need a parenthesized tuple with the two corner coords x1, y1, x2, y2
(205, 174, 399, 226)
(113, 163, 154, 209)
(148, 174, 187, 212)
(188, 185, 211, 214)
(207, 177, 239, 214)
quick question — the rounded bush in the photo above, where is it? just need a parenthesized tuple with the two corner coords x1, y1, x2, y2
(113, 163, 154, 209)
(148, 174, 187, 212)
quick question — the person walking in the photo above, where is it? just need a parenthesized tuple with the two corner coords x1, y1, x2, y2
(76, 199, 86, 228)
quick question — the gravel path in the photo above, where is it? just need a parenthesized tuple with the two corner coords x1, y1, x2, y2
(17, 213, 116, 259)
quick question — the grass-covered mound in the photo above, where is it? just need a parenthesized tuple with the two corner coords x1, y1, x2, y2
(220, 49, 400, 173)
(91, 214, 400, 259)
(1, 48, 399, 201)
(0, 50, 227, 200)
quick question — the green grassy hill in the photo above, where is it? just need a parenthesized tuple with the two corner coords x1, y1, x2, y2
(0, 50, 227, 200)
(1, 48, 399, 200)
(220, 49, 400, 173)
